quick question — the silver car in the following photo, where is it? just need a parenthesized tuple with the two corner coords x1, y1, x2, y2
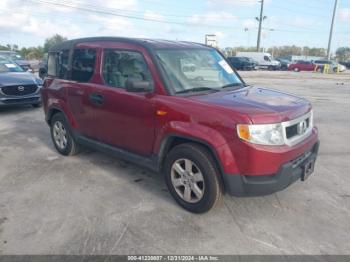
(313, 59, 347, 72)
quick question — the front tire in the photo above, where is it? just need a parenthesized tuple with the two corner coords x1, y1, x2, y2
(163, 143, 222, 213)
(50, 113, 80, 156)
(294, 67, 300, 72)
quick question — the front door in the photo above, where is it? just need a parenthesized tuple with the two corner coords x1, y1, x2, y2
(90, 47, 156, 156)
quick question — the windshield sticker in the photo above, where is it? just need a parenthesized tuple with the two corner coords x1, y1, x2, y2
(5, 63, 17, 68)
(218, 60, 234, 74)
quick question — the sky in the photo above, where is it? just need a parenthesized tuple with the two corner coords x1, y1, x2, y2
(0, 0, 349, 53)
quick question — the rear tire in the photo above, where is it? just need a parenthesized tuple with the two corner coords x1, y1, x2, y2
(163, 143, 222, 213)
(50, 113, 80, 156)
(294, 68, 300, 72)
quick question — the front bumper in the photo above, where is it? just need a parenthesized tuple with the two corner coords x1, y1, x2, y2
(0, 95, 41, 107)
(223, 140, 320, 196)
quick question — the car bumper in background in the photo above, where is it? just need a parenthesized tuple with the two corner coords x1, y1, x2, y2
(222, 140, 320, 196)
(0, 95, 41, 107)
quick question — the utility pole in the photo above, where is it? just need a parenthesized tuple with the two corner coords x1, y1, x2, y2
(256, 0, 264, 52)
(327, 0, 338, 60)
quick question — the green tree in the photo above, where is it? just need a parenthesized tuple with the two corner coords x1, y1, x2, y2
(43, 34, 68, 52)
(0, 44, 10, 51)
(336, 47, 350, 61)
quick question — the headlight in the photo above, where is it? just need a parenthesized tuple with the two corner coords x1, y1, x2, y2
(237, 123, 284, 145)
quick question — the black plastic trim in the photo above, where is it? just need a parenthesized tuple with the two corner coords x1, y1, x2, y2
(157, 134, 225, 176)
(223, 140, 320, 196)
(75, 134, 159, 173)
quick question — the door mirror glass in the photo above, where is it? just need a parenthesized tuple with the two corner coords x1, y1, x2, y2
(125, 79, 152, 92)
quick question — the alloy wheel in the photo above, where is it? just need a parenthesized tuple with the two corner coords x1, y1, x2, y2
(170, 158, 205, 203)
(53, 121, 68, 150)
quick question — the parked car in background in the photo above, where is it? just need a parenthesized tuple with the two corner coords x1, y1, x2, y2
(313, 60, 346, 72)
(42, 37, 319, 213)
(0, 56, 42, 107)
(226, 56, 257, 70)
(0, 51, 32, 72)
(339, 61, 350, 69)
(276, 58, 290, 70)
(39, 53, 48, 79)
(236, 52, 280, 70)
(288, 60, 316, 72)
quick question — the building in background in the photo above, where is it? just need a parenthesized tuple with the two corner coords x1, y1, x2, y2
(205, 34, 217, 48)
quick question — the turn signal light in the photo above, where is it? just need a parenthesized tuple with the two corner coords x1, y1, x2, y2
(237, 124, 250, 140)
(156, 110, 168, 116)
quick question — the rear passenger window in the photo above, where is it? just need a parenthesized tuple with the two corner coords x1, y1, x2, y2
(47, 53, 57, 76)
(58, 50, 69, 79)
(102, 49, 153, 89)
(71, 48, 96, 82)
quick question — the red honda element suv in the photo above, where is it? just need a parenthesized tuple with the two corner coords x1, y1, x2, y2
(42, 37, 319, 213)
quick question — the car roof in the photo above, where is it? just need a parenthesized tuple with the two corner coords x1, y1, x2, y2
(49, 37, 212, 52)
(0, 51, 17, 54)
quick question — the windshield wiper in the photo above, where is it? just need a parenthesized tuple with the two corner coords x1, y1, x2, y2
(176, 87, 219, 94)
(221, 83, 244, 89)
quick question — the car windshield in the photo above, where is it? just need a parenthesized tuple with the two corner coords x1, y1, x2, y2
(0, 52, 23, 60)
(0, 59, 24, 73)
(240, 57, 249, 61)
(10, 53, 23, 60)
(156, 49, 244, 94)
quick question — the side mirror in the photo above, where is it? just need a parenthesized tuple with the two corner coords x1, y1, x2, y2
(125, 79, 153, 92)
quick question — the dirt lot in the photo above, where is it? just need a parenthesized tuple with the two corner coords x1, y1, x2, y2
(0, 71, 350, 255)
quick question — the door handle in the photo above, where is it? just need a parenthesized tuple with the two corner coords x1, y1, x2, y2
(89, 93, 104, 105)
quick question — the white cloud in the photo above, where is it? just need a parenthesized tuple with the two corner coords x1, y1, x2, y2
(290, 17, 316, 28)
(144, 10, 164, 21)
(88, 15, 133, 35)
(242, 19, 256, 30)
(188, 12, 236, 25)
(338, 8, 350, 21)
(206, 0, 259, 6)
(102, 0, 138, 11)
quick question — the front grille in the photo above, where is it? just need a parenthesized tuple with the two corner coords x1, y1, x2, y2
(1, 85, 38, 96)
(281, 111, 313, 146)
(286, 118, 310, 139)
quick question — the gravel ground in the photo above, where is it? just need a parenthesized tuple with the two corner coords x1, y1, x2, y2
(0, 71, 349, 255)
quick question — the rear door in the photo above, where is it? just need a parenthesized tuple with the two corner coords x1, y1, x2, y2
(66, 46, 98, 139)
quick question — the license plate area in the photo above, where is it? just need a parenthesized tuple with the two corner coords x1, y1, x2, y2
(301, 158, 315, 181)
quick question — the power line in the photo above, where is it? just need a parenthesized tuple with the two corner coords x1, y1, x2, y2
(27, 0, 247, 29)
(268, 5, 330, 18)
(281, 0, 331, 12)
(11, 0, 346, 38)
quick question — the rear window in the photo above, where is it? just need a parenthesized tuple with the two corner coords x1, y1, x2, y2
(47, 53, 57, 76)
(58, 50, 69, 79)
(71, 48, 96, 82)
(47, 50, 70, 79)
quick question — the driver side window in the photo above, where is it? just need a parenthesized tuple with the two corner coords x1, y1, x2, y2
(264, 56, 271, 62)
(102, 49, 153, 89)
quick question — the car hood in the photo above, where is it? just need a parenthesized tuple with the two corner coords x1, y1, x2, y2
(191, 86, 312, 124)
(0, 72, 41, 87)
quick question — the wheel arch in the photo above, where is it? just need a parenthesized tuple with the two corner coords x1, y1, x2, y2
(46, 107, 64, 125)
(46, 105, 78, 130)
(157, 135, 226, 185)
